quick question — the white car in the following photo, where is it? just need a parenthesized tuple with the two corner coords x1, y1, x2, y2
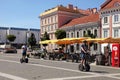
(0, 44, 17, 53)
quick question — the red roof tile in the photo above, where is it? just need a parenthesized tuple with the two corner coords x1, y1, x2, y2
(61, 13, 99, 28)
(79, 9, 91, 15)
(101, 0, 120, 10)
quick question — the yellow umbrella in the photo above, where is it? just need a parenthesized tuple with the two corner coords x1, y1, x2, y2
(98, 37, 120, 44)
(74, 37, 90, 43)
(56, 38, 74, 45)
(50, 39, 58, 43)
(39, 40, 51, 44)
(40, 39, 58, 44)
(56, 37, 90, 44)
(85, 38, 106, 43)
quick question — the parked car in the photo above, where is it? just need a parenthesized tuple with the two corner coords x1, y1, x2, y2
(0, 44, 17, 53)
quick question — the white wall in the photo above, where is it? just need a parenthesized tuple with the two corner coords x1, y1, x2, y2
(0, 27, 40, 45)
(9, 29, 27, 44)
(0, 29, 7, 43)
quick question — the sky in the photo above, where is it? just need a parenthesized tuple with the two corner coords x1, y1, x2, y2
(0, 0, 105, 29)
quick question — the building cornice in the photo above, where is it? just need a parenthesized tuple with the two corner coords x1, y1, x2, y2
(40, 5, 81, 17)
(61, 21, 100, 31)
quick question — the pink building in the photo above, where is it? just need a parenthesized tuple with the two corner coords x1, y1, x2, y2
(40, 4, 87, 51)
(100, 0, 120, 53)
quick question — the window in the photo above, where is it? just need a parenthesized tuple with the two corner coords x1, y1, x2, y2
(104, 17, 108, 23)
(0, 35, 1, 41)
(87, 30, 91, 36)
(83, 31, 86, 37)
(49, 26, 51, 31)
(103, 30, 108, 38)
(114, 14, 119, 22)
(51, 25, 53, 31)
(70, 45, 74, 53)
(71, 32, 74, 38)
(45, 19, 46, 24)
(41, 20, 43, 25)
(66, 33, 69, 38)
(51, 34, 53, 39)
(48, 26, 49, 31)
(94, 43, 97, 50)
(76, 44, 79, 50)
(77, 31, 79, 38)
(114, 29, 119, 37)
(48, 18, 49, 24)
(51, 17, 53, 23)
(94, 29, 97, 37)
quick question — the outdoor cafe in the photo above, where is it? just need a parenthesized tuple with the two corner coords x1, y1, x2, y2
(40, 37, 120, 67)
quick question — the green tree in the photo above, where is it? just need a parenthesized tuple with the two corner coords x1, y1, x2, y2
(41, 32, 50, 41)
(41, 32, 50, 47)
(55, 29, 66, 39)
(7, 34, 16, 43)
(28, 33, 36, 49)
(55, 29, 66, 48)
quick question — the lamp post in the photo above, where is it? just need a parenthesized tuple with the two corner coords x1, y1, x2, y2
(26, 31, 29, 46)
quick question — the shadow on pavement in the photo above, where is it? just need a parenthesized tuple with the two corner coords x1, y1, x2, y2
(90, 70, 109, 74)
(29, 62, 40, 64)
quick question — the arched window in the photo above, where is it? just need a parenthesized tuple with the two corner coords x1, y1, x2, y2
(71, 32, 74, 38)
(83, 31, 86, 37)
(87, 30, 91, 36)
(77, 31, 79, 38)
(94, 29, 97, 37)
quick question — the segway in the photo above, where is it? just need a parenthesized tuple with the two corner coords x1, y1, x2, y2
(78, 53, 90, 71)
(78, 62, 90, 71)
(20, 57, 28, 63)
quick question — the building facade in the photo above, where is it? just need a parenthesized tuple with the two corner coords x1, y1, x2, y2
(0, 27, 40, 48)
(100, 0, 120, 53)
(0, 27, 8, 43)
(61, 9, 101, 54)
(40, 4, 86, 51)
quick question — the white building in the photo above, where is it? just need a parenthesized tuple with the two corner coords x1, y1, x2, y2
(100, 0, 120, 53)
(0, 27, 40, 48)
(61, 9, 101, 54)
(0, 27, 8, 43)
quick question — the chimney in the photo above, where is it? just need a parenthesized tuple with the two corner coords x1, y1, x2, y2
(67, 4, 73, 9)
(92, 8, 97, 14)
(74, 6, 78, 10)
(87, 8, 91, 12)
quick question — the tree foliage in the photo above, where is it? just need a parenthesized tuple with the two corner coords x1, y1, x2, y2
(55, 29, 66, 39)
(7, 34, 16, 42)
(41, 32, 50, 41)
(41, 32, 50, 47)
(83, 30, 96, 46)
(28, 33, 36, 48)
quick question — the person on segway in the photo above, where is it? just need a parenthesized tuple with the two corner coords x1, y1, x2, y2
(81, 40, 88, 65)
(20, 45, 28, 63)
(79, 40, 90, 71)
(22, 45, 27, 59)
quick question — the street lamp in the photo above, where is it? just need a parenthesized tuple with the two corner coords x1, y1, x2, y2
(26, 31, 29, 45)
